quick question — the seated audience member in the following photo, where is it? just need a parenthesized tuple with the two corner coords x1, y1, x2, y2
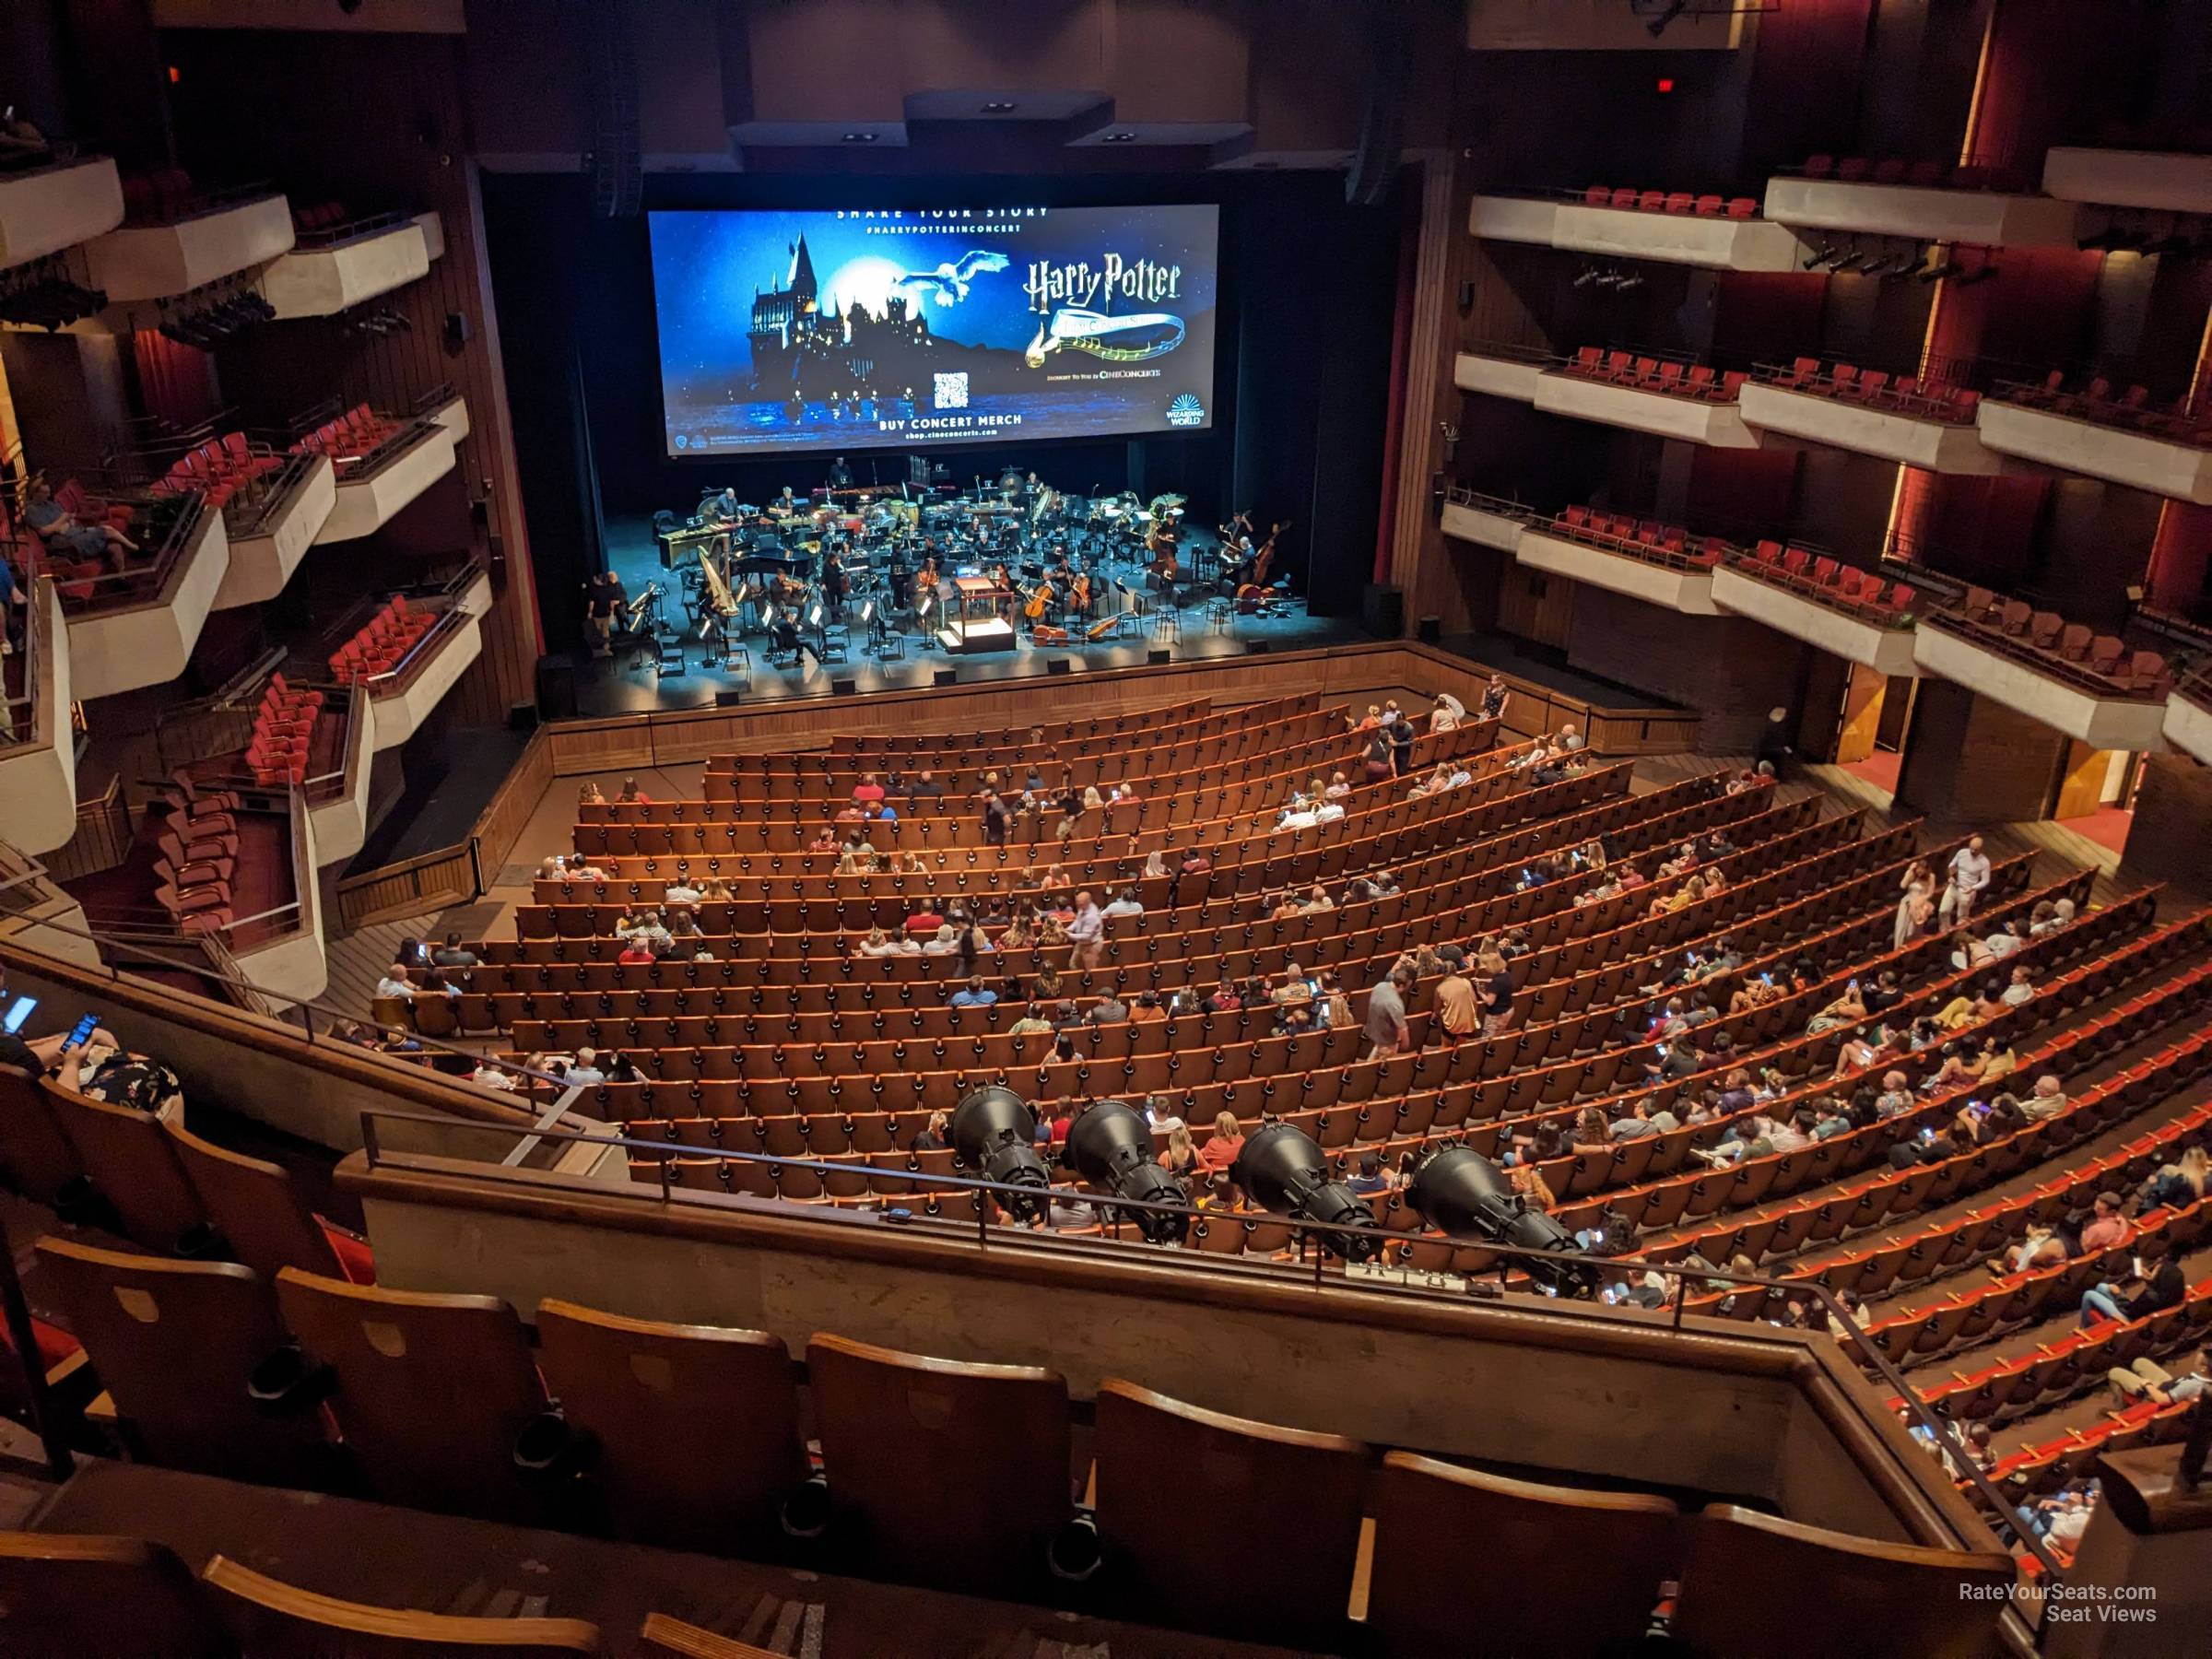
(1197, 1111, 1245, 1174)
(2136, 1147, 2212, 1214)
(431, 931, 478, 970)
(2001, 1226, 2071, 1277)
(52, 1033, 184, 1119)
(1088, 989, 1130, 1026)
(2079, 1240, 2184, 1328)
(1100, 886, 1144, 919)
(375, 963, 417, 1001)
(565, 1047, 606, 1087)
(471, 1060, 517, 1092)
(2079, 1191, 2134, 1255)
(1129, 990, 1167, 1023)
(2020, 1073, 2067, 1124)
(1347, 1154, 1393, 1195)
(947, 976, 997, 1010)
(2108, 1353, 2210, 1407)
(1999, 964, 2036, 1008)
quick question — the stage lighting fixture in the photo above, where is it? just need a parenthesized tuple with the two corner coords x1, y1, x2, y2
(1572, 265, 1602, 288)
(1953, 264, 1999, 287)
(1230, 1124, 1380, 1262)
(1802, 244, 1838, 271)
(1916, 255, 1962, 283)
(1638, 0, 1688, 39)
(1832, 250, 1876, 274)
(1103, 131, 1138, 144)
(1406, 1147, 1601, 1298)
(841, 132, 879, 144)
(950, 1086, 1051, 1223)
(981, 100, 1018, 113)
(1063, 1100, 1192, 1243)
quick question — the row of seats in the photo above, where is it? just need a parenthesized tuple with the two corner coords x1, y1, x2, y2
(149, 788, 245, 936)
(1551, 504, 1730, 570)
(154, 430, 282, 514)
(1999, 370, 2210, 445)
(1938, 584, 2176, 697)
(6, 478, 196, 611)
(747, 696, 1213, 762)
(327, 594, 436, 686)
(241, 673, 324, 787)
(22, 1245, 2018, 1654)
(1580, 184, 1760, 218)
(1801, 153, 2033, 192)
(1767, 357, 1983, 423)
(289, 402, 421, 477)
(1739, 539, 1919, 620)
(1563, 347, 1747, 402)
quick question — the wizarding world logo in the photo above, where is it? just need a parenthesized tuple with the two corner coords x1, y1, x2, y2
(1166, 393, 1206, 428)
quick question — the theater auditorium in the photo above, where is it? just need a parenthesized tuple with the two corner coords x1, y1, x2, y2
(0, 1, 2209, 1653)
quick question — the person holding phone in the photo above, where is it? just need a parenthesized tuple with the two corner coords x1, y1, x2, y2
(0, 980, 120, 1077)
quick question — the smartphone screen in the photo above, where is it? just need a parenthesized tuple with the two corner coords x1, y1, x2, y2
(64, 1013, 98, 1051)
(1, 995, 35, 1036)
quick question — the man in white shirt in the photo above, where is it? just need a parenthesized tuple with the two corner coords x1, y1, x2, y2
(2000, 966, 2036, 1008)
(471, 1061, 517, 1091)
(2020, 1073, 2067, 1123)
(1947, 836, 1990, 922)
(375, 965, 416, 1001)
(1067, 891, 1105, 970)
(1100, 888, 1144, 919)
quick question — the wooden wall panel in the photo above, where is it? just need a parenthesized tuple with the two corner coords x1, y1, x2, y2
(1495, 565, 1573, 650)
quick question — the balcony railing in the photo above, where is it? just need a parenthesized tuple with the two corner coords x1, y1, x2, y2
(1918, 589, 2185, 704)
(25, 486, 210, 617)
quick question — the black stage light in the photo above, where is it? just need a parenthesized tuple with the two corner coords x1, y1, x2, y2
(1231, 1124, 1379, 1261)
(951, 1086, 1051, 1222)
(1802, 243, 1838, 271)
(1063, 1100, 1191, 1243)
(1406, 1147, 1600, 1299)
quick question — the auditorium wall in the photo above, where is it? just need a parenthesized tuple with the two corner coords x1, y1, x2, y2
(2122, 754, 2212, 893)
(1563, 583, 1810, 753)
(1893, 680, 2066, 824)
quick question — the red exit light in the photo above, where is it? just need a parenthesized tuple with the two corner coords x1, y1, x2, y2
(1656, 77, 1677, 94)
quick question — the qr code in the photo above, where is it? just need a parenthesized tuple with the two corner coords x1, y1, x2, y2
(933, 371, 970, 409)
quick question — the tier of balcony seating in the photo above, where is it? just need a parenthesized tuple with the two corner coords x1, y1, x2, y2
(1927, 586, 2177, 700)
(154, 430, 284, 514)
(241, 676, 327, 788)
(1734, 540, 1917, 621)
(1800, 155, 2033, 193)
(1762, 358, 1982, 424)
(326, 596, 436, 687)
(1578, 184, 1761, 219)
(7, 478, 212, 613)
(1991, 371, 2209, 447)
(290, 402, 418, 477)
(1563, 347, 1747, 403)
(1549, 505, 1730, 570)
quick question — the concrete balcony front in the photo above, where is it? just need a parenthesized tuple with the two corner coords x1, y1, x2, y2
(1974, 398, 2212, 504)
(1737, 382, 2005, 473)
(81, 190, 295, 302)
(1537, 369, 1759, 446)
(1439, 490, 1534, 552)
(367, 568, 493, 751)
(1468, 194, 1806, 271)
(0, 157, 125, 269)
(1512, 524, 1721, 615)
(305, 684, 375, 865)
(1453, 348, 1547, 401)
(260, 215, 435, 319)
(0, 580, 78, 856)
(65, 505, 231, 701)
(2164, 680, 2212, 767)
(229, 792, 325, 1007)
(211, 453, 338, 609)
(1710, 564, 1921, 676)
(313, 419, 462, 545)
(1913, 620, 2171, 752)
(422, 388, 470, 441)
(2041, 147, 2212, 214)
(1761, 176, 2081, 248)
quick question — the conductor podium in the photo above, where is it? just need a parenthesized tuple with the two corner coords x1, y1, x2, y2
(936, 576, 1019, 654)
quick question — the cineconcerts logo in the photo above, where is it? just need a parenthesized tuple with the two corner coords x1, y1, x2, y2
(934, 371, 970, 410)
(1166, 393, 1206, 428)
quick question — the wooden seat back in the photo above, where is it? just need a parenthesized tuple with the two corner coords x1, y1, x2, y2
(165, 1119, 340, 1280)
(1670, 1503, 2014, 1659)
(0, 1063, 84, 1204)
(41, 1080, 206, 1253)
(202, 1554, 600, 1654)
(805, 1331, 1071, 1597)
(34, 1237, 323, 1484)
(0, 1531, 229, 1657)
(534, 1299, 806, 1553)
(1366, 1450, 1681, 1656)
(1091, 1378, 1368, 1644)
(275, 1269, 547, 1524)
(639, 1613, 782, 1656)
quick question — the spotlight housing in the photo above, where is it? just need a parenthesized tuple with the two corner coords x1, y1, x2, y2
(950, 1086, 1051, 1222)
(1406, 1147, 1601, 1299)
(1230, 1124, 1379, 1261)
(1063, 1100, 1191, 1242)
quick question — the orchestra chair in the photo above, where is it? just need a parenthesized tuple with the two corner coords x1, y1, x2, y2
(165, 1120, 374, 1283)
(1148, 607, 1182, 646)
(274, 1270, 554, 1525)
(0, 1061, 86, 1206)
(41, 1079, 211, 1255)
(1365, 1451, 1681, 1657)
(202, 1555, 602, 1656)
(805, 1332, 1074, 1599)
(1669, 1503, 2015, 1659)
(0, 1532, 230, 1658)
(533, 1300, 807, 1555)
(35, 1239, 328, 1486)
(1088, 1378, 1368, 1645)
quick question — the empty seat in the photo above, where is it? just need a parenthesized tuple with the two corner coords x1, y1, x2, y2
(1367, 1452, 1682, 1657)
(534, 1299, 807, 1553)
(276, 1269, 552, 1524)
(1089, 1378, 1368, 1644)
(806, 1332, 1072, 1598)
(1669, 1504, 2014, 1659)
(166, 1120, 371, 1283)
(35, 1238, 326, 1484)
(0, 1062, 84, 1205)
(202, 1554, 601, 1655)
(0, 1532, 227, 1658)
(43, 1082, 208, 1254)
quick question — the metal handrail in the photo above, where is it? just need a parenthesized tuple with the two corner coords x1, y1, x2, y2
(354, 1103, 2067, 1593)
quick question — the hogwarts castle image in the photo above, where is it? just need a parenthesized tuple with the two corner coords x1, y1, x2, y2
(746, 232, 935, 406)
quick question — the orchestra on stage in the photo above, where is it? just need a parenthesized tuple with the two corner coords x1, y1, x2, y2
(594, 459, 1297, 672)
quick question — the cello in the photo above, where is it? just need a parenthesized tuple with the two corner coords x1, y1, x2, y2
(1022, 579, 1055, 625)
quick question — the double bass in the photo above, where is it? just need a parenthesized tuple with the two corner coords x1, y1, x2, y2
(1236, 520, 1292, 613)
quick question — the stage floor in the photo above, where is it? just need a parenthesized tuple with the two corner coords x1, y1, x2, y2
(577, 513, 1359, 717)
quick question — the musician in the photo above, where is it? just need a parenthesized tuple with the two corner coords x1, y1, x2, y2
(828, 455, 854, 490)
(822, 550, 850, 617)
(582, 569, 629, 657)
(709, 486, 741, 523)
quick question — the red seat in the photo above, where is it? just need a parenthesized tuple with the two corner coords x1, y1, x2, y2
(1803, 154, 1835, 179)
(1693, 194, 1724, 217)
(1836, 157, 1872, 182)
(1725, 197, 1758, 218)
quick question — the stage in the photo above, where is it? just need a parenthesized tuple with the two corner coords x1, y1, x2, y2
(573, 511, 1356, 717)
